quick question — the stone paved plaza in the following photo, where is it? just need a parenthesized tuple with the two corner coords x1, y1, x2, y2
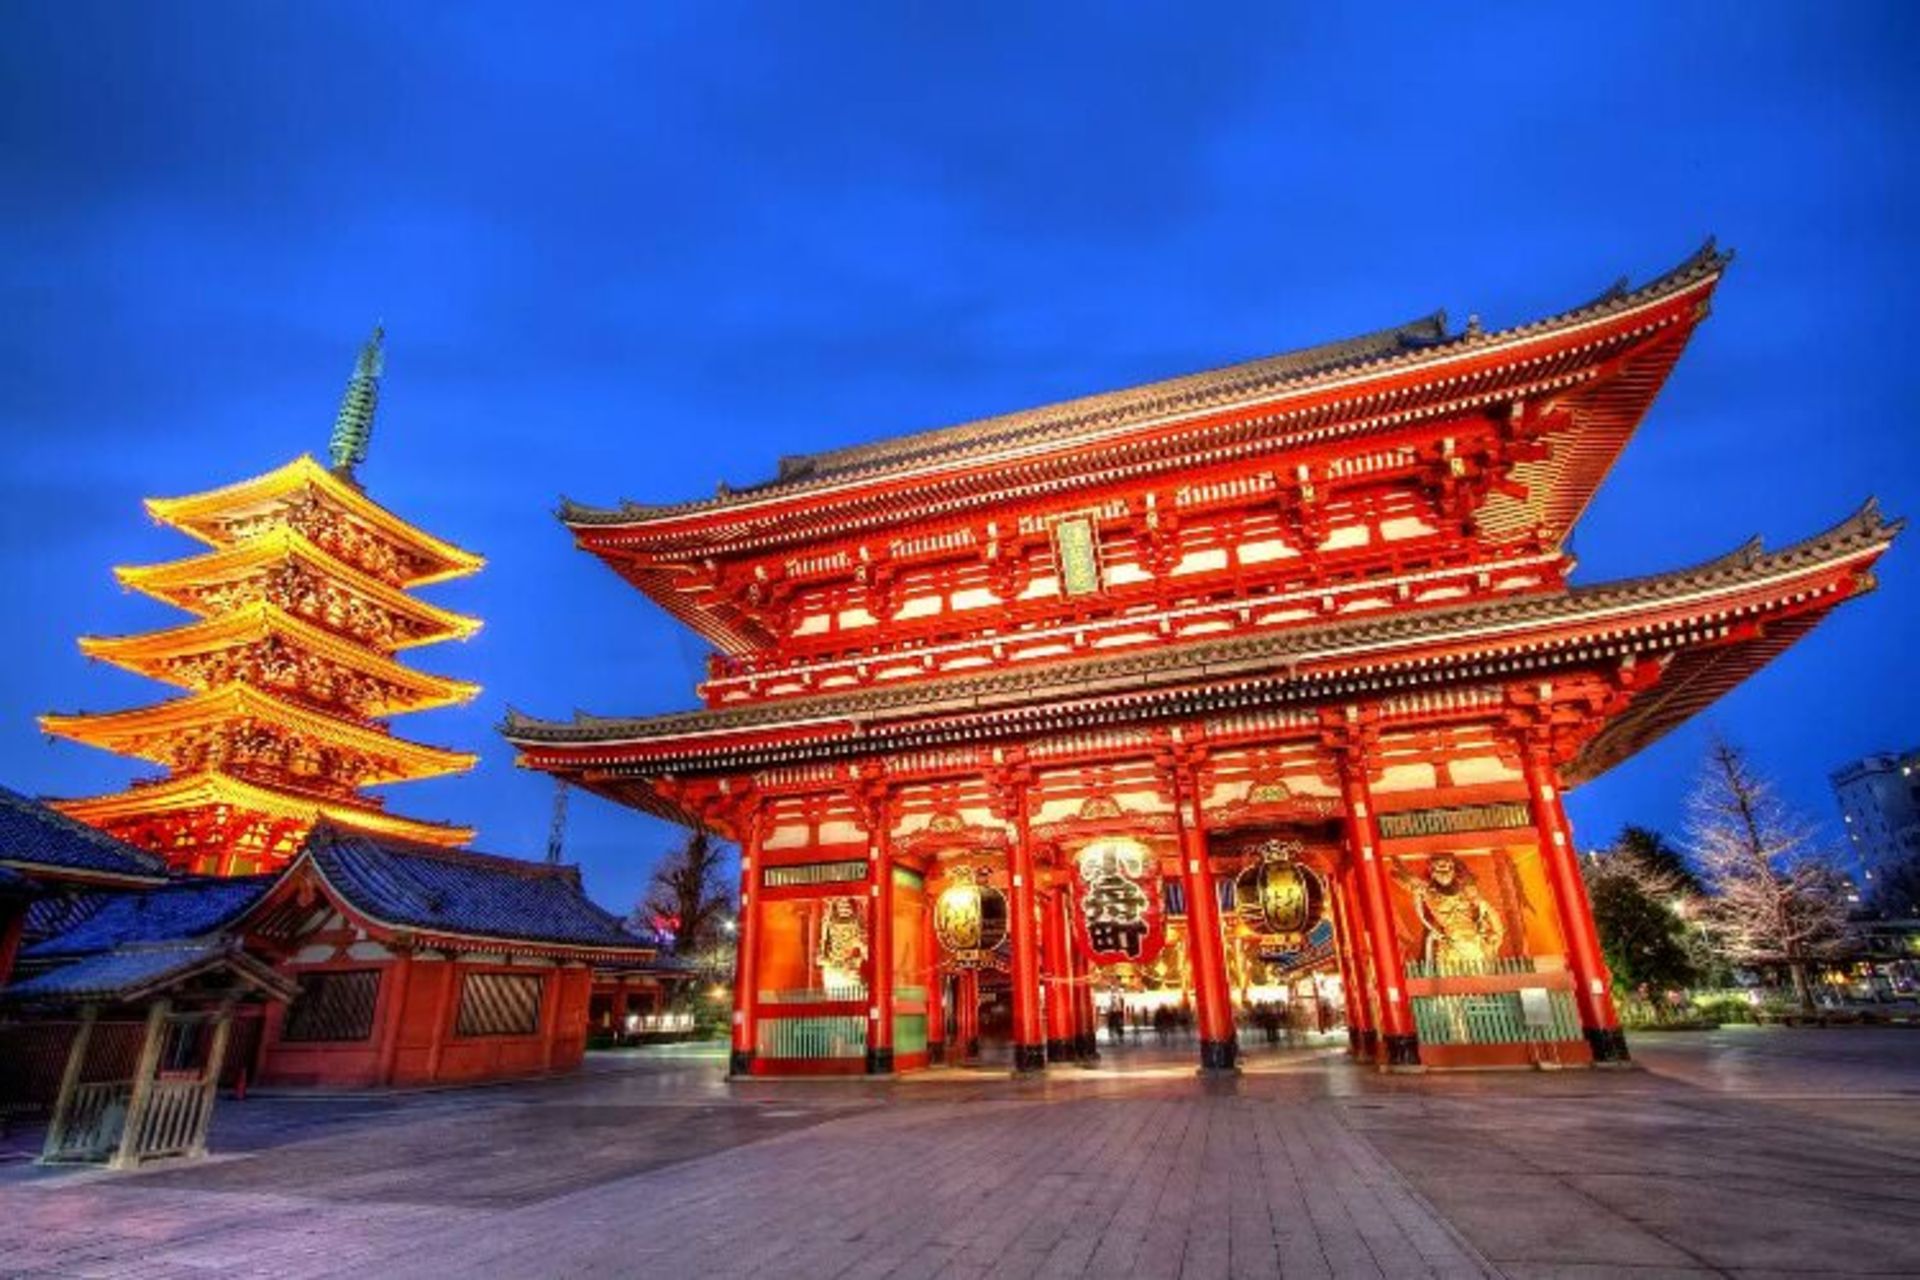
(2, 1030, 1917, 1278)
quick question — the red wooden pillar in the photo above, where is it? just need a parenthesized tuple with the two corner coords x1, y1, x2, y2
(423, 958, 457, 1084)
(866, 792, 896, 1075)
(0, 904, 24, 991)
(1329, 871, 1375, 1059)
(953, 969, 975, 1062)
(730, 803, 765, 1078)
(1338, 753, 1420, 1068)
(923, 897, 946, 1065)
(1070, 904, 1099, 1062)
(1006, 776, 1046, 1073)
(1171, 751, 1238, 1072)
(539, 968, 566, 1073)
(1043, 886, 1076, 1063)
(375, 949, 414, 1085)
(1522, 745, 1629, 1063)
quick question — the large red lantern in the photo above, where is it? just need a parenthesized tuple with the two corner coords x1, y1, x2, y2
(1070, 838, 1166, 966)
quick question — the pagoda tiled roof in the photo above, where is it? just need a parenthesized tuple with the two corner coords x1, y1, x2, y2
(0, 784, 169, 884)
(40, 684, 478, 785)
(297, 825, 659, 955)
(77, 602, 481, 717)
(562, 241, 1729, 528)
(503, 500, 1897, 769)
(145, 454, 484, 588)
(22, 877, 277, 960)
(49, 770, 475, 849)
(113, 526, 482, 650)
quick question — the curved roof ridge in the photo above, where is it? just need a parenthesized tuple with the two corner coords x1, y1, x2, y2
(561, 242, 1730, 528)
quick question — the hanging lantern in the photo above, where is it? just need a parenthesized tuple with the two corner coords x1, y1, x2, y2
(1233, 839, 1325, 948)
(934, 867, 1008, 968)
(1071, 838, 1166, 966)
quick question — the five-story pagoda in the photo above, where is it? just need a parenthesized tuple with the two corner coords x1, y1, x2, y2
(42, 329, 484, 875)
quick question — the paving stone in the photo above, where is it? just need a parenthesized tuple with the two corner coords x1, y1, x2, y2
(1, 1033, 1917, 1277)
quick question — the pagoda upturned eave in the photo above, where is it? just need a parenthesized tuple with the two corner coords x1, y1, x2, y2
(42, 684, 479, 785)
(76, 601, 481, 716)
(504, 499, 1898, 787)
(144, 454, 485, 588)
(49, 770, 476, 848)
(559, 242, 1729, 545)
(113, 527, 483, 650)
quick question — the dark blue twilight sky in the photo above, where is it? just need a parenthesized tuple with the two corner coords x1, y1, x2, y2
(2, 4, 1916, 914)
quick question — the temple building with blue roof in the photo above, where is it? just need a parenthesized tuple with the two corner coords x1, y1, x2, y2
(4, 796, 689, 1104)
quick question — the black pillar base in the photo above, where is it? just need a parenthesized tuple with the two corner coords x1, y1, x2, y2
(1382, 1034, 1421, 1068)
(1045, 1037, 1075, 1064)
(1075, 1032, 1101, 1063)
(1346, 1026, 1362, 1054)
(1586, 1026, 1632, 1065)
(728, 1049, 754, 1078)
(964, 1037, 980, 1063)
(927, 1042, 947, 1066)
(1355, 1028, 1379, 1060)
(1012, 1043, 1048, 1074)
(865, 1047, 895, 1075)
(1198, 1037, 1240, 1074)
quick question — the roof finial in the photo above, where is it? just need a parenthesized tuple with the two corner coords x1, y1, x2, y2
(328, 324, 385, 477)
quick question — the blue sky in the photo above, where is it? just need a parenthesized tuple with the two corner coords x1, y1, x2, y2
(2, 3, 1915, 913)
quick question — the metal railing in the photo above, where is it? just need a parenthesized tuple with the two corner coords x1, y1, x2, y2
(893, 1014, 928, 1054)
(758, 983, 869, 1004)
(1403, 955, 1541, 979)
(756, 1016, 866, 1059)
(1410, 990, 1580, 1045)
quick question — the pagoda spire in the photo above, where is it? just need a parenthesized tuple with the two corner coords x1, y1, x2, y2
(328, 324, 385, 476)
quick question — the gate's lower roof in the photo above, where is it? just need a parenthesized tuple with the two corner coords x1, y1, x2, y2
(504, 502, 1899, 787)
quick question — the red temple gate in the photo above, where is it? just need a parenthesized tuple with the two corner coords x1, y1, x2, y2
(506, 244, 1898, 1074)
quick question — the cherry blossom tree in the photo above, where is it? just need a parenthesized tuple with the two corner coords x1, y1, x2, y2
(1686, 740, 1850, 1012)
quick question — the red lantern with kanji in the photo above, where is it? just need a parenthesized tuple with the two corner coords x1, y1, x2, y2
(1070, 838, 1166, 966)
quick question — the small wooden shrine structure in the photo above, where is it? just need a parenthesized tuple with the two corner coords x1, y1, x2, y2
(8, 943, 295, 1168)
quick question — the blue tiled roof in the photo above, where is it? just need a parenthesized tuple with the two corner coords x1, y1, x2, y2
(23, 891, 108, 943)
(307, 826, 655, 952)
(0, 784, 167, 880)
(22, 878, 276, 960)
(3, 943, 225, 1003)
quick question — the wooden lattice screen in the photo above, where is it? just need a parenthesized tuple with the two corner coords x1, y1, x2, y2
(455, 972, 543, 1037)
(281, 970, 381, 1042)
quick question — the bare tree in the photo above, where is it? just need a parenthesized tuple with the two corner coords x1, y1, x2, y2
(634, 829, 736, 957)
(1685, 739, 1850, 1012)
